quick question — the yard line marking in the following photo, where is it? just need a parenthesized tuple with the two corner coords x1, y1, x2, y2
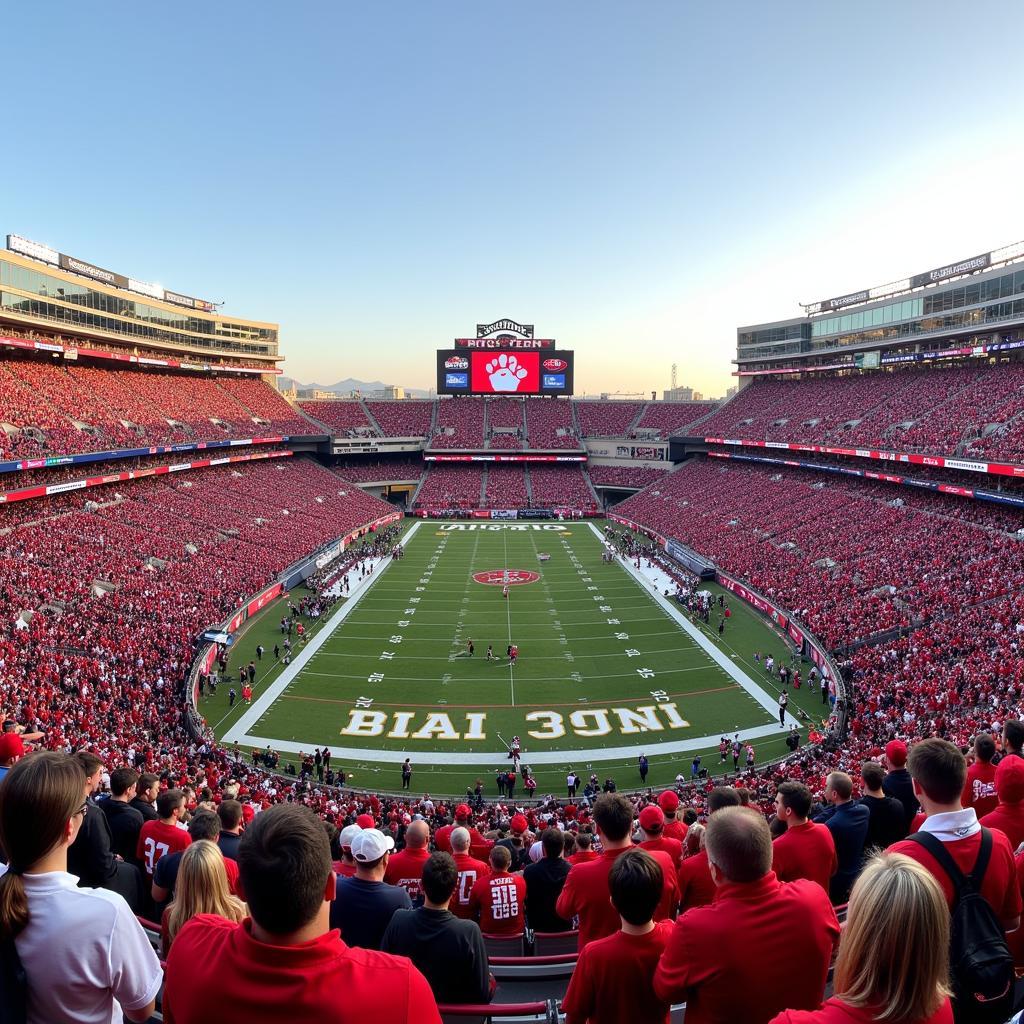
(221, 520, 423, 745)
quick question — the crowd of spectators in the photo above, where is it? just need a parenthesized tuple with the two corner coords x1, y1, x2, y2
(413, 465, 485, 508)
(297, 399, 377, 436)
(529, 465, 599, 511)
(331, 459, 423, 483)
(575, 401, 644, 438)
(614, 457, 1024, 648)
(0, 355, 312, 460)
(366, 400, 435, 437)
(699, 362, 1024, 463)
(587, 464, 670, 489)
(634, 401, 718, 439)
(431, 398, 486, 448)
(487, 398, 525, 450)
(524, 398, 580, 449)
(484, 465, 529, 508)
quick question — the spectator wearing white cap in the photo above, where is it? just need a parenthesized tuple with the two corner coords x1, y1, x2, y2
(330, 828, 412, 950)
(335, 824, 362, 878)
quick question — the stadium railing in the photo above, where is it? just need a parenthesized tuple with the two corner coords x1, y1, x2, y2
(437, 1001, 554, 1024)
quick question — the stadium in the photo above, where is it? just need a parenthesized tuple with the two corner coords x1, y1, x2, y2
(4, 224, 1024, 1020)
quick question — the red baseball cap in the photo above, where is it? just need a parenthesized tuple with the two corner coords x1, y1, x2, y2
(657, 790, 679, 812)
(0, 733, 25, 761)
(885, 740, 908, 768)
(639, 805, 665, 832)
(510, 813, 528, 834)
(455, 803, 472, 820)
(356, 813, 376, 829)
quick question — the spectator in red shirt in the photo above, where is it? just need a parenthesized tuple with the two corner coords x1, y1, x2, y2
(638, 805, 683, 868)
(562, 849, 675, 1024)
(769, 852, 952, 1024)
(435, 803, 487, 854)
(890, 739, 1022, 932)
(676, 786, 742, 912)
(962, 732, 999, 819)
(556, 794, 677, 950)
(468, 845, 526, 936)
(449, 826, 489, 920)
(658, 790, 688, 843)
(568, 831, 598, 864)
(136, 788, 191, 881)
(163, 803, 441, 1023)
(654, 807, 840, 1024)
(771, 781, 837, 893)
(385, 819, 431, 903)
(980, 755, 1024, 849)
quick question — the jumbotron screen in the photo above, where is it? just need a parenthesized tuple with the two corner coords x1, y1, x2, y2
(436, 349, 575, 395)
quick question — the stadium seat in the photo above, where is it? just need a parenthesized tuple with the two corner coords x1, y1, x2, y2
(483, 933, 527, 958)
(531, 930, 578, 956)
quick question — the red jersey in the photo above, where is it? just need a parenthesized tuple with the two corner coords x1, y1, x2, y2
(963, 760, 999, 818)
(655, 873, 839, 1024)
(384, 847, 430, 902)
(980, 803, 1024, 850)
(163, 915, 440, 1024)
(435, 824, 486, 853)
(137, 820, 191, 878)
(770, 995, 952, 1024)
(662, 819, 688, 843)
(568, 850, 599, 865)
(450, 852, 489, 920)
(891, 826, 1022, 927)
(556, 846, 677, 951)
(771, 821, 837, 894)
(1008, 849, 1024, 970)
(561, 921, 674, 1024)
(676, 849, 715, 912)
(468, 870, 527, 936)
(640, 835, 684, 869)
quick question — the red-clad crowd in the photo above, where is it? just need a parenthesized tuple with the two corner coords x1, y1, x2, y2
(698, 362, 1024, 463)
(0, 355, 313, 460)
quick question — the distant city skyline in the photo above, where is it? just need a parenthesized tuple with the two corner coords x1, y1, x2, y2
(4, 2, 1023, 397)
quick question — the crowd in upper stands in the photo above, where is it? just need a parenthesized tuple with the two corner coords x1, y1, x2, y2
(699, 362, 1024, 463)
(0, 355, 312, 459)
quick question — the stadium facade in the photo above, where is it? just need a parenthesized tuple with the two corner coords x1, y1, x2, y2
(736, 241, 1024, 376)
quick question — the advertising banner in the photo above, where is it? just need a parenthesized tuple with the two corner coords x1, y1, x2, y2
(490, 509, 518, 520)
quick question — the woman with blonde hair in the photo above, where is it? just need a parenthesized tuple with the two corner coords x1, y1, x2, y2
(162, 838, 246, 957)
(770, 851, 952, 1024)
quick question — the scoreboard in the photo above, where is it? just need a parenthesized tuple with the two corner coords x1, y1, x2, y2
(437, 348, 575, 396)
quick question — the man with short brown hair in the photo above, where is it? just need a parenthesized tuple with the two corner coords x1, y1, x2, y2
(890, 737, 1021, 931)
(771, 781, 836, 893)
(164, 804, 440, 1023)
(556, 794, 676, 950)
(654, 808, 839, 1024)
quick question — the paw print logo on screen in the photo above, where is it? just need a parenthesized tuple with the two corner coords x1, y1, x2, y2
(485, 354, 529, 392)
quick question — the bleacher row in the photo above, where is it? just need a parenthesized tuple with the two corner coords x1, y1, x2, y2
(700, 362, 1024, 462)
(0, 355, 313, 459)
(413, 465, 601, 512)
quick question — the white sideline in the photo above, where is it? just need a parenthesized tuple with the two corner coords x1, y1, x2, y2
(221, 521, 423, 745)
(587, 521, 801, 727)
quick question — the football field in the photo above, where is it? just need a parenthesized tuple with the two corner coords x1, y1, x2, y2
(217, 520, 825, 794)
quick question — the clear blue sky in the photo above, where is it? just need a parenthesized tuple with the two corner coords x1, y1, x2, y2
(3, 1, 1023, 397)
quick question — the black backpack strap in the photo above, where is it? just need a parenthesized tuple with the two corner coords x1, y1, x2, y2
(908, 826, 992, 899)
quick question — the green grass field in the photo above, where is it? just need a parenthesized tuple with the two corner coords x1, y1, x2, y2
(210, 519, 832, 795)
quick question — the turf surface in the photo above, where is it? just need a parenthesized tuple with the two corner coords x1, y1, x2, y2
(210, 520, 832, 794)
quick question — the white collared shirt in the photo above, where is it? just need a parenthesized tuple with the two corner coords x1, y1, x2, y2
(917, 807, 981, 842)
(0, 867, 162, 1024)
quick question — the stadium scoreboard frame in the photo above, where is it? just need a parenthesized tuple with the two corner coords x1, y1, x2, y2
(436, 318, 575, 395)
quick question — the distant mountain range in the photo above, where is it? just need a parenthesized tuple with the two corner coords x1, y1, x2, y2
(278, 376, 432, 399)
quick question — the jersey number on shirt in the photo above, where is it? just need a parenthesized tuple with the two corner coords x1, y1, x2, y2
(458, 871, 478, 904)
(144, 837, 170, 874)
(490, 881, 519, 920)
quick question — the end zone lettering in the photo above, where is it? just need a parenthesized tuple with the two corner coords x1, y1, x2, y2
(439, 523, 567, 531)
(340, 702, 689, 741)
